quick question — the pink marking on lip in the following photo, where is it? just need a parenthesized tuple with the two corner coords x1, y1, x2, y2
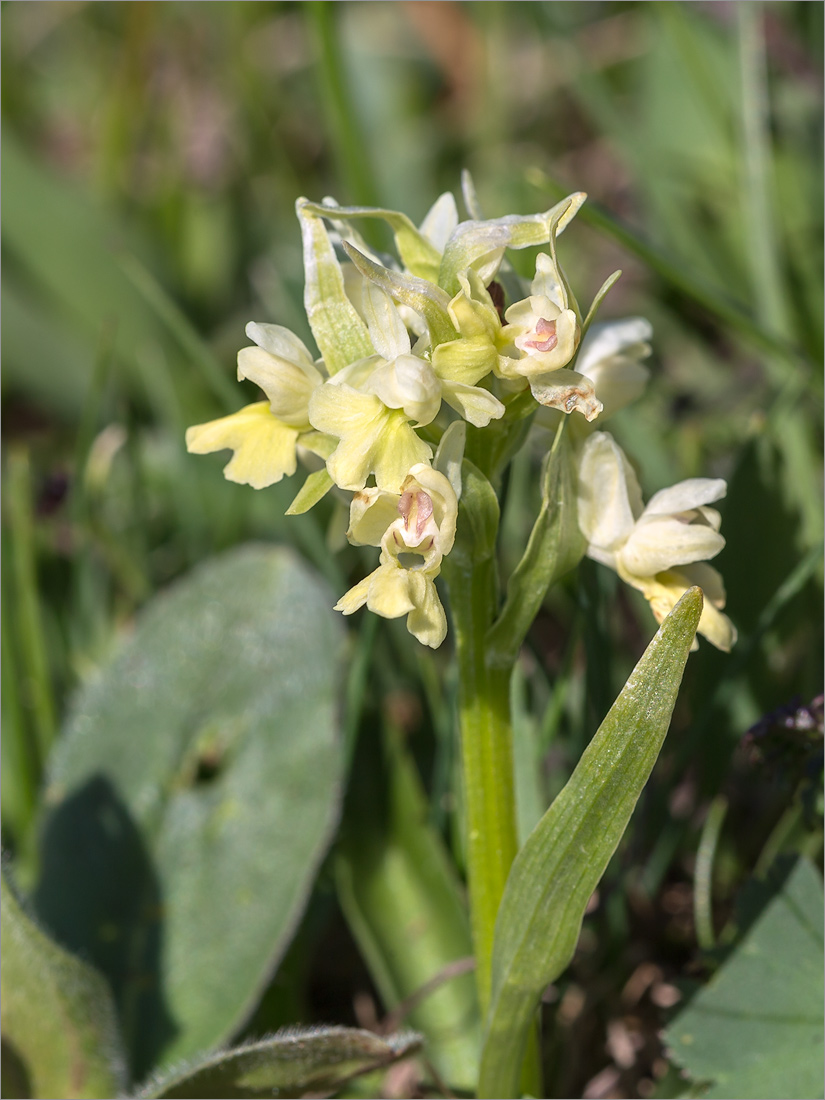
(398, 490, 434, 540)
(523, 317, 558, 353)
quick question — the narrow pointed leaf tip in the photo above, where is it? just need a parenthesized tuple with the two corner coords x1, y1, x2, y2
(478, 587, 702, 1098)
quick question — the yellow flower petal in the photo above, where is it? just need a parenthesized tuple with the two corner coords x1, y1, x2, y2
(185, 402, 299, 489)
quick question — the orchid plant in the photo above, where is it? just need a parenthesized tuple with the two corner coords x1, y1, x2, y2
(186, 176, 735, 1097)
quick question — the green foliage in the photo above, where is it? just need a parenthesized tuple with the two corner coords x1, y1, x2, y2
(479, 588, 702, 1097)
(665, 857, 824, 1100)
(138, 1026, 422, 1099)
(336, 725, 480, 1091)
(1, 3, 821, 1097)
(1, 868, 127, 1100)
(486, 422, 584, 668)
(32, 546, 346, 1081)
(449, 460, 500, 571)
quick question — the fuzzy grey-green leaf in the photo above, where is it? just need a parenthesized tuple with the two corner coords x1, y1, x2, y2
(665, 857, 824, 1100)
(1, 868, 128, 1100)
(139, 1027, 422, 1099)
(479, 587, 703, 1098)
(33, 546, 346, 1082)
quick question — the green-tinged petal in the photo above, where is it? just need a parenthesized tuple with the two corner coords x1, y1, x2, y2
(433, 334, 499, 388)
(438, 192, 586, 296)
(448, 271, 501, 341)
(186, 403, 299, 489)
(300, 200, 443, 282)
(343, 242, 456, 348)
(361, 282, 411, 361)
(529, 368, 602, 421)
(297, 199, 374, 374)
(441, 380, 505, 427)
(237, 346, 322, 429)
(309, 384, 432, 492)
(577, 432, 643, 553)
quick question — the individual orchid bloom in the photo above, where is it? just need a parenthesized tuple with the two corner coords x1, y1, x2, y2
(496, 251, 604, 423)
(335, 464, 459, 648)
(430, 270, 506, 427)
(307, 284, 441, 492)
(577, 432, 737, 651)
(498, 253, 580, 378)
(186, 322, 329, 489)
(308, 379, 433, 493)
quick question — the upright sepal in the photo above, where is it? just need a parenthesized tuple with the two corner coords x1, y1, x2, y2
(300, 199, 443, 282)
(297, 199, 374, 374)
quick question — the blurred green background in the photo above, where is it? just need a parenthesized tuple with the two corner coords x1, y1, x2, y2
(2, 2, 822, 1096)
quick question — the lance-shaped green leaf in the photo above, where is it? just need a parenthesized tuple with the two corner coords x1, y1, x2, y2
(336, 726, 480, 1092)
(285, 468, 334, 515)
(297, 199, 373, 374)
(478, 588, 703, 1099)
(342, 241, 457, 348)
(486, 423, 585, 668)
(138, 1027, 422, 1099)
(33, 546, 346, 1081)
(1, 868, 128, 1100)
(438, 193, 586, 297)
(301, 200, 442, 283)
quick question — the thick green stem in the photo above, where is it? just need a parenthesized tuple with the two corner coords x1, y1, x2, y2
(448, 558, 543, 1096)
(449, 559, 518, 1013)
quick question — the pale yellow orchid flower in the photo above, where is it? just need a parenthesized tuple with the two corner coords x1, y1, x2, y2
(335, 464, 458, 648)
(186, 322, 327, 489)
(577, 432, 736, 650)
(429, 270, 506, 427)
(307, 285, 441, 493)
